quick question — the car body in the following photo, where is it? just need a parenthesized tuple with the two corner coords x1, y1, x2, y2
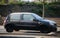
(3, 12, 57, 33)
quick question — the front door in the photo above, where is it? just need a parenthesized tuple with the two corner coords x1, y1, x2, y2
(20, 14, 38, 30)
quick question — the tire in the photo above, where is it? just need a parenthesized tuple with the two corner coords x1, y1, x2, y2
(40, 27, 57, 33)
(6, 24, 13, 32)
(39, 25, 51, 33)
(6, 28, 13, 32)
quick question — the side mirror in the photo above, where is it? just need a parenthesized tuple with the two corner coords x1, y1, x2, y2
(33, 19, 39, 22)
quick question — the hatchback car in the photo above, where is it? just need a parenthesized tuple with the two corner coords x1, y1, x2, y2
(3, 12, 57, 33)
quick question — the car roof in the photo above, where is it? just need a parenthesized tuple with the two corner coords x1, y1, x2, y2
(10, 12, 34, 15)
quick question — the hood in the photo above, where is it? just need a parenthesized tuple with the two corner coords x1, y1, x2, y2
(43, 19, 56, 23)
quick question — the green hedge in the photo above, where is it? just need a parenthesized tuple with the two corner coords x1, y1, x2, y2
(0, 2, 60, 17)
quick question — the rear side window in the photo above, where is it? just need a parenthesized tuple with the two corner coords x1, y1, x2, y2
(23, 14, 35, 21)
(10, 14, 21, 21)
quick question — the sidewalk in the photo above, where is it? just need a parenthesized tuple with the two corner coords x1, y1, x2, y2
(0, 35, 59, 38)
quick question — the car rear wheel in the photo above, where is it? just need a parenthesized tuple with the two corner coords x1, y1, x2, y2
(5, 24, 13, 32)
(6, 28, 13, 32)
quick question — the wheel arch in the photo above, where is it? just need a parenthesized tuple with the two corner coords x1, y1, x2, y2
(4, 23, 15, 29)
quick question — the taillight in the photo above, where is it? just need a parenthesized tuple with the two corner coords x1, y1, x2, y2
(4, 20, 6, 23)
(3, 19, 6, 26)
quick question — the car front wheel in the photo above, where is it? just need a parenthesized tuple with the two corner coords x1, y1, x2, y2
(39, 25, 51, 33)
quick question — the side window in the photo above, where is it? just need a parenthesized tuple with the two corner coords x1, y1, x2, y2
(10, 14, 21, 21)
(23, 14, 35, 21)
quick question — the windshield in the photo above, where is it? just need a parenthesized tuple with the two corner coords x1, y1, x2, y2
(33, 14, 44, 20)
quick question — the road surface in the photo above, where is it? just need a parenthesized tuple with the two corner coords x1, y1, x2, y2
(0, 26, 60, 38)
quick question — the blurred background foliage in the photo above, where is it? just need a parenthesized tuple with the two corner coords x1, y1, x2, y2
(0, 2, 60, 17)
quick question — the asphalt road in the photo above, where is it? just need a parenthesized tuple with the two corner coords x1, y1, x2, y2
(0, 26, 60, 38)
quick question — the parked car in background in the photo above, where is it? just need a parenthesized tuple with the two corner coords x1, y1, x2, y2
(3, 12, 57, 33)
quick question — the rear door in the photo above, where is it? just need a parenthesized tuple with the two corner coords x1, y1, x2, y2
(10, 14, 22, 25)
(20, 14, 38, 30)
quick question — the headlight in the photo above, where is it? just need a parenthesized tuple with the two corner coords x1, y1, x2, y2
(49, 21, 56, 25)
(49, 22, 54, 25)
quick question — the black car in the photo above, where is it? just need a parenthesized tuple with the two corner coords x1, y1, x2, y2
(3, 12, 57, 33)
